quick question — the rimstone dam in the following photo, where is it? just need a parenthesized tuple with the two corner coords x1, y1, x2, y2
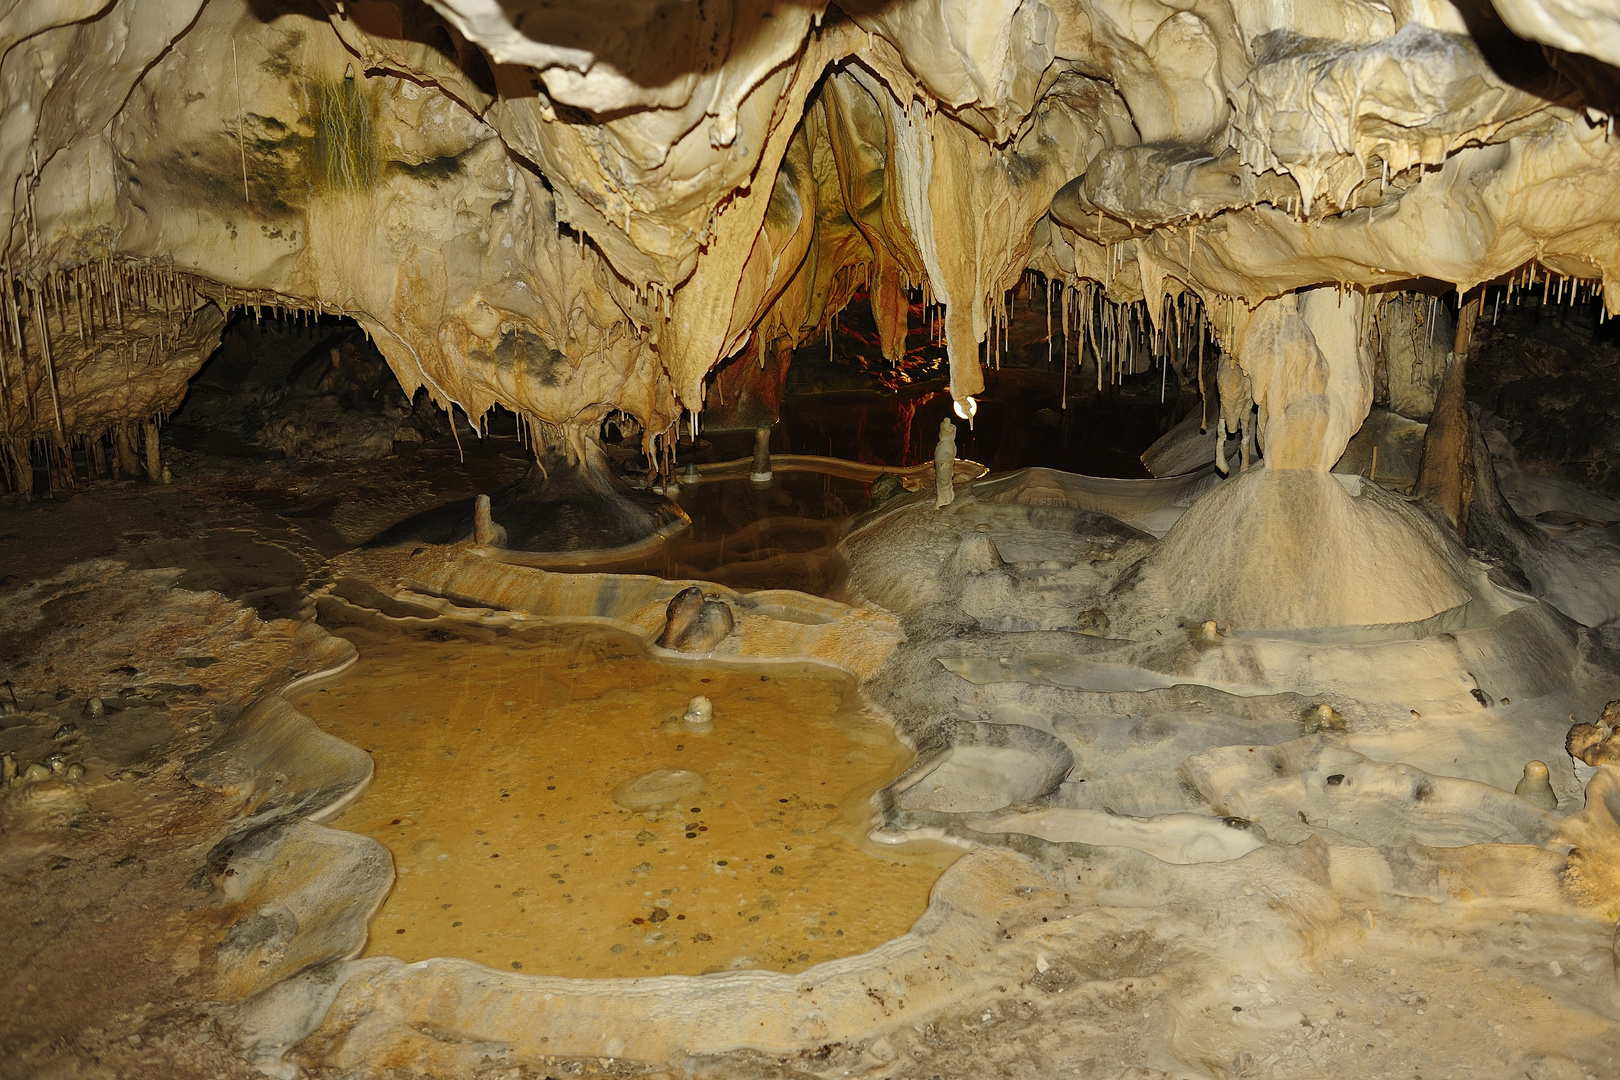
(7, 0, 1620, 1077)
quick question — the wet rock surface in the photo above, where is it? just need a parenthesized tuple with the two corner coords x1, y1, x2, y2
(3, 0, 1620, 1070)
(3, 429, 1620, 1079)
(0, 563, 339, 1080)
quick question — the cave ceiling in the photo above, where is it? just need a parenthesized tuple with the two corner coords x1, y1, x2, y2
(3, 0, 1620, 460)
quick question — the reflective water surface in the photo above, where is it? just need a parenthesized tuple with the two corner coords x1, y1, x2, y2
(295, 620, 954, 978)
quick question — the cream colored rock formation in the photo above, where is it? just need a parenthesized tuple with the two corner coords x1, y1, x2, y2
(5, 0, 1620, 611)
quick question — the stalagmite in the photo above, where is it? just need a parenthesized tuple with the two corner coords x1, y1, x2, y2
(8, 440, 31, 501)
(934, 416, 957, 509)
(682, 696, 714, 734)
(750, 426, 772, 484)
(142, 420, 161, 483)
(1514, 760, 1558, 810)
(472, 494, 507, 547)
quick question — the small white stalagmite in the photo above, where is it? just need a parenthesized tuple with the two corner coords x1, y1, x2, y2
(682, 696, 714, 734)
(473, 493, 507, 547)
(1514, 761, 1558, 810)
(934, 416, 957, 509)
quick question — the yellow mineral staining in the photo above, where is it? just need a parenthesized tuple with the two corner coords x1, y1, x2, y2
(294, 621, 954, 978)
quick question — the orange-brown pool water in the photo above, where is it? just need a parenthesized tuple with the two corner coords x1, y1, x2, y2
(294, 621, 954, 978)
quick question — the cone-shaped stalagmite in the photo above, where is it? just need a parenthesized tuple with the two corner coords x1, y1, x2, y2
(143, 420, 162, 483)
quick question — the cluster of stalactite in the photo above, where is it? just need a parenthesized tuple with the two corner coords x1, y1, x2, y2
(0, 261, 199, 498)
(0, 259, 382, 499)
(895, 254, 1609, 431)
(884, 271, 1219, 397)
(911, 271, 1220, 407)
(1485, 262, 1611, 322)
(3, 240, 1608, 503)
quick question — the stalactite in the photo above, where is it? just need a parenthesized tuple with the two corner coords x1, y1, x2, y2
(31, 286, 64, 437)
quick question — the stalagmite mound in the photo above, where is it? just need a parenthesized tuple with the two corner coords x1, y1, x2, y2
(1138, 466, 1471, 631)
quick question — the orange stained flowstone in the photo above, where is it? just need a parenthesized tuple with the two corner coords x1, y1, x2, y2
(293, 620, 955, 978)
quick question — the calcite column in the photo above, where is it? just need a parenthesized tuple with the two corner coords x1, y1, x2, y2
(1140, 287, 1470, 631)
(143, 420, 162, 483)
(1235, 289, 1371, 470)
(115, 424, 141, 479)
(1414, 299, 1482, 530)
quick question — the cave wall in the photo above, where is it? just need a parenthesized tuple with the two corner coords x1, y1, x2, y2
(3, 0, 1620, 483)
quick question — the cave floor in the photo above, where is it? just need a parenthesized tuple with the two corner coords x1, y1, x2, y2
(3, 423, 1620, 1080)
(0, 426, 535, 616)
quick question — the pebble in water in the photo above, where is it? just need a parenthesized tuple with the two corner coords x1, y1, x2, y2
(611, 768, 705, 811)
(683, 696, 714, 734)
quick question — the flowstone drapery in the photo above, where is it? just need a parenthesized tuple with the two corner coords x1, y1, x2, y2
(5, 0, 1620, 503)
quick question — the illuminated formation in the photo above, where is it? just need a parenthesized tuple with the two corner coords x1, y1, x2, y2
(3, 1, 1620, 1077)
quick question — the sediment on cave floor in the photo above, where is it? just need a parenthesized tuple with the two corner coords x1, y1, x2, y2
(4, 1, 1620, 1078)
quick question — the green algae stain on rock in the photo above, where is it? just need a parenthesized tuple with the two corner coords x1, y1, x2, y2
(309, 74, 380, 193)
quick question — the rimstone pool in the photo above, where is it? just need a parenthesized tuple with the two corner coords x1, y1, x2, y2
(292, 619, 954, 979)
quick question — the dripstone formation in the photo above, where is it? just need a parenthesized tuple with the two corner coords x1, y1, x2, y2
(6, 2, 1620, 1080)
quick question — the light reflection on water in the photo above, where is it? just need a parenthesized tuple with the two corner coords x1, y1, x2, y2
(603, 369, 1187, 595)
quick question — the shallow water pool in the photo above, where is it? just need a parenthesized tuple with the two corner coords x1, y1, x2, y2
(294, 620, 953, 978)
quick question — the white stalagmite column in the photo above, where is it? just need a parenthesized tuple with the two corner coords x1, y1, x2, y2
(1139, 287, 1470, 631)
(750, 426, 772, 483)
(473, 493, 507, 547)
